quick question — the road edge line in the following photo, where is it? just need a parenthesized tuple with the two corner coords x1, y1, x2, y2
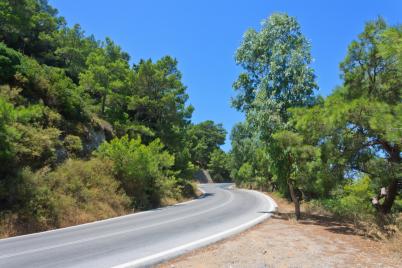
(0, 184, 208, 242)
(112, 190, 277, 268)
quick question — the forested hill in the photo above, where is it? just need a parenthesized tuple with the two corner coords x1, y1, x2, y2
(0, 0, 227, 236)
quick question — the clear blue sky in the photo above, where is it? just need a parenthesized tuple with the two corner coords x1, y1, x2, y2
(50, 0, 401, 151)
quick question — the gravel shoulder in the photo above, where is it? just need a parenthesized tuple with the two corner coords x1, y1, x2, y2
(158, 192, 401, 268)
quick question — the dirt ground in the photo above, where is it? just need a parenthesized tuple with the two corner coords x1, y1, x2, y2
(158, 193, 402, 268)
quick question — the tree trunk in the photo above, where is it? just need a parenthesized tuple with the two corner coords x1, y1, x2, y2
(288, 181, 301, 220)
(381, 146, 400, 214)
(379, 179, 398, 214)
(376, 142, 400, 215)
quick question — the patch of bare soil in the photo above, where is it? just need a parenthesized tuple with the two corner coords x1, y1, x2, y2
(158, 193, 402, 268)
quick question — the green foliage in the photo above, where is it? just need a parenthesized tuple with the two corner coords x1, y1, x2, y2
(229, 123, 273, 188)
(125, 57, 193, 153)
(0, 98, 62, 177)
(233, 13, 317, 117)
(292, 19, 401, 215)
(0, 0, 72, 66)
(236, 162, 254, 187)
(54, 24, 99, 82)
(379, 26, 402, 72)
(271, 130, 322, 197)
(63, 135, 83, 157)
(187, 120, 226, 168)
(0, 97, 17, 163)
(230, 123, 254, 168)
(96, 136, 176, 209)
(0, 0, 209, 235)
(17, 159, 130, 230)
(340, 18, 400, 104)
(231, 13, 318, 219)
(208, 149, 231, 182)
(79, 38, 130, 115)
(0, 42, 21, 82)
(12, 51, 89, 121)
(13, 123, 60, 168)
(320, 177, 375, 222)
(230, 15, 401, 221)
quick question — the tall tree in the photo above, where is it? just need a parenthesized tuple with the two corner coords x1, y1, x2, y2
(271, 130, 321, 217)
(54, 24, 99, 83)
(233, 13, 318, 219)
(0, 0, 64, 62)
(79, 38, 130, 115)
(127, 56, 193, 148)
(288, 18, 401, 217)
(233, 13, 316, 117)
(335, 18, 400, 214)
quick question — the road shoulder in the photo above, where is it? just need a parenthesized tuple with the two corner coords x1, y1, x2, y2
(158, 192, 402, 268)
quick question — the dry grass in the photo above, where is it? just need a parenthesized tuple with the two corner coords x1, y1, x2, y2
(388, 232, 402, 254)
(0, 213, 18, 238)
(268, 192, 402, 256)
(302, 197, 402, 243)
(161, 182, 203, 206)
(0, 180, 201, 239)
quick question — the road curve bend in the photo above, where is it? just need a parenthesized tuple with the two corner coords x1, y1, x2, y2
(0, 183, 277, 268)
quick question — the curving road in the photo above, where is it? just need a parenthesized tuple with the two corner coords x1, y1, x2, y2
(0, 184, 277, 268)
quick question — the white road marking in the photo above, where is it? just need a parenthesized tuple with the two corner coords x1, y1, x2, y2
(112, 189, 277, 268)
(0, 188, 234, 260)
(0, 185, 210, 243)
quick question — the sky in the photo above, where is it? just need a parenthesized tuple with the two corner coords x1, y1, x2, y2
(49, 0, 401, 151)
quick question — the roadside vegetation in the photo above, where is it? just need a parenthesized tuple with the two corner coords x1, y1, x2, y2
(229, 13, 401, 239)
(0, 0, 226, 237)
(0, 0, 400, 244)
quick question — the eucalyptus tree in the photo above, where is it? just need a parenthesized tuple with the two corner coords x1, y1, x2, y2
(232, 13, 318, 219)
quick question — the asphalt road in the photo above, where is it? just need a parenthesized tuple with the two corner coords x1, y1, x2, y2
(0, 183, 277, 268)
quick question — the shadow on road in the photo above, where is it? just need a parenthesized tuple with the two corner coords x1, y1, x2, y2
(198, 193, 214, 199)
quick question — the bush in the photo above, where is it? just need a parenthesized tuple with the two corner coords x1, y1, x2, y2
(16, 158, 130, 232)
(63, 135, 83, 157)
(320, 176, 375, 223)
(17, 55, 89, 121)
(208, 149, 231, 182)
(96, 135, 183, 209)
(0, 42, 21, 82)
(235, 162, 254, 188)
(0, 97, 17, 164)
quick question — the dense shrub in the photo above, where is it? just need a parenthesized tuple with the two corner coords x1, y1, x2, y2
(63, 134, 83, 157)
(96, 136, 192, 209)
(318, 176, 376, 223)
(207, 149, 231, 182)
(15, 158, 130, 232)
(0, 42, 21, 82)
(235, 162, 254, 188)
